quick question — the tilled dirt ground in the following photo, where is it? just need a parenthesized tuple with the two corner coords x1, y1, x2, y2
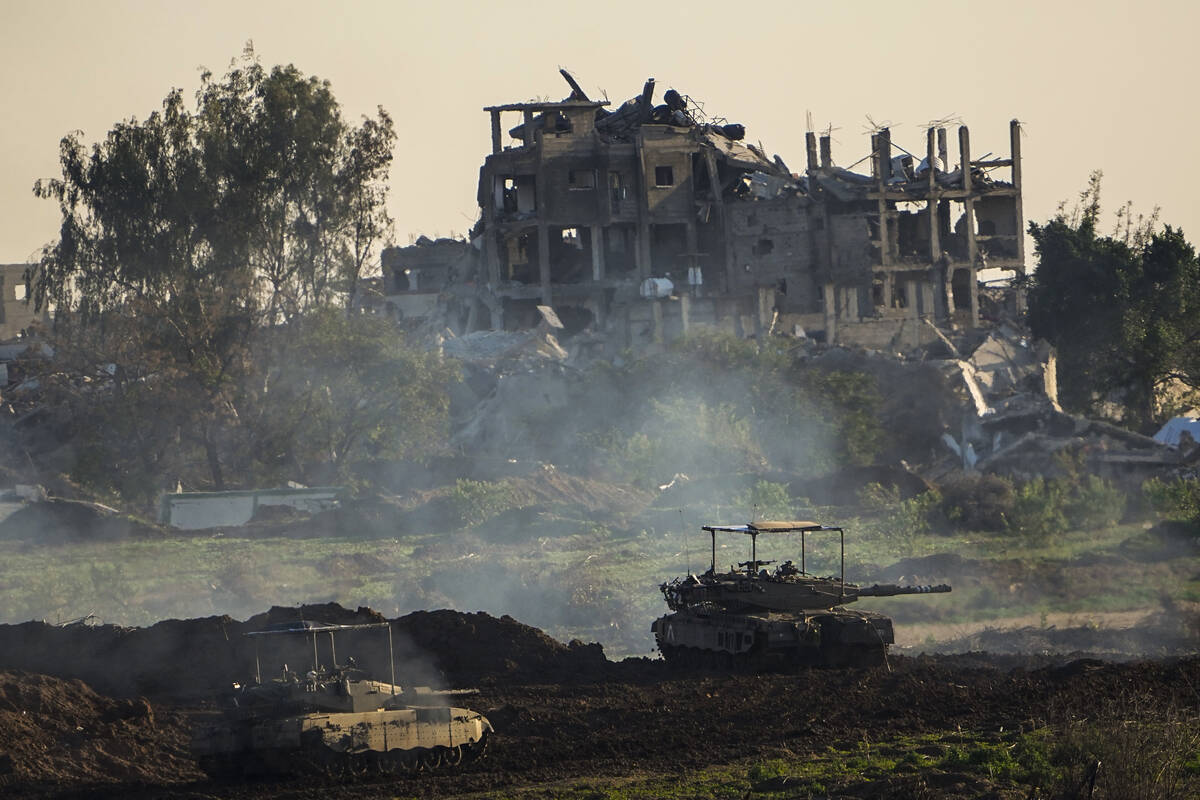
(0, 606, 1196, 799)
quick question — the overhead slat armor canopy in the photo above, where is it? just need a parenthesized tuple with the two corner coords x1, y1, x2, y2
(701, 521, 842, 534)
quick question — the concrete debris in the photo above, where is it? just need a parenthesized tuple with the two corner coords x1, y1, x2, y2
(931, 324, 1184, 481)
(441, 329, 568, 365)
(451, 368, 572, 455)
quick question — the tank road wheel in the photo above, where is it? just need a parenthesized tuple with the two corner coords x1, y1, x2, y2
(442, 745, 465, 768)
(420, 748, 443, 771)
(316, 750, 346, 778)
(375, 750, 400, 776)
(346, 752, 372, 777)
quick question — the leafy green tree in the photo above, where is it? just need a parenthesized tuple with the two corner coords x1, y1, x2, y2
(26, 49, 398, 497)
(1027, 174, 1200, 427)
(236, 309, 458, 486)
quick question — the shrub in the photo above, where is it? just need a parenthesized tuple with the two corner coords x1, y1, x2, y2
(444, 479, 517, 527)
(858, 482, 901, 510)
(738, 480, 795, 521)
(1004, 477, 1068, 541)
(1144, 477, 1200, 528)
(893, 490, 942, 538)
(1063, 474, 1127, 528)
(939, 473, 1016, 531)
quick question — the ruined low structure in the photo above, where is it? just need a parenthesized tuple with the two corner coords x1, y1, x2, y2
(0, 264, 47, 342)
(425, 72, 1026, 350)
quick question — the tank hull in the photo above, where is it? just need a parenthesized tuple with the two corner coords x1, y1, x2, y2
(191, 705, 491, 778)
(651, 607, 894, 669)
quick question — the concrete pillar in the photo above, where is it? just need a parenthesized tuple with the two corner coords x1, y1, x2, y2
(635, 134, 653, 280)
(874, 130, 891, 268)
(522, 110, 535, 148)
(1010, 119, 1028, 313)
(680, 293, 690, 335)
(905, 279, 919, 319)
(704, 148, 734, 294)
(490, 111, 502, 155)
(484, 232, 501, 287)
(806, 131, 819, 173)
(537, 224, 552, 305)
(842, 286, 859, 321)
(590, 225, 605, 281)
(651, 299, 664, 344)
(823, 282, 837, 344)
(921, 281, 935, 318)
(926, 127, 941, 261)
(959, 125, 979, 328)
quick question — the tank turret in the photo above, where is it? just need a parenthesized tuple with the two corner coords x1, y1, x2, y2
(652, 521, 951, 669)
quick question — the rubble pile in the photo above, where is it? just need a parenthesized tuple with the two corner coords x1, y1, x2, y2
(927, 324, 1193, 482)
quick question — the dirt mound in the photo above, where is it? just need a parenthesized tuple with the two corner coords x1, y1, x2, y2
(0, 615, 247, 700)
(395, 610, 606, 685)
(0, 603, 609, 702)
(0, 670, 198, 790)
(0, 499, 162, 543)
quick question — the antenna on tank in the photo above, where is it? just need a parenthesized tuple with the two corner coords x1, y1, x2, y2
(680, 508, 690, 576)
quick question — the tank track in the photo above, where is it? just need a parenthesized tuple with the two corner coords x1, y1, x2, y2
(197, 733, 489, 781)
(658, 642, 886, 671)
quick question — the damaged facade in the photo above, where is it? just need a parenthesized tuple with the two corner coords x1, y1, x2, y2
(0, 264, 47, 342)
(446, 71, 1025, 350)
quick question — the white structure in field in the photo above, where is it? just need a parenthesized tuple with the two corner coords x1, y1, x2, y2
(159, 487, 342, 530)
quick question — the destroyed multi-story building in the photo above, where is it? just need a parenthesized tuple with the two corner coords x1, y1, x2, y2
(426, 72, 1026, 349)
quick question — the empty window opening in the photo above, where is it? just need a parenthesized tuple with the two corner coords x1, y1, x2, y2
(13, 284, 26, 301)
(392, 268, 409, 292)
(561, 228, 583, 249)
(951, 268, 971, 311)
(655, 165, 674, 187)
(871, 275, 886, 308)
(499, 177, 518, 213)
(569, 169, 596, 189)
(609, 172, 625, 211)
(752, 238, 775, 257)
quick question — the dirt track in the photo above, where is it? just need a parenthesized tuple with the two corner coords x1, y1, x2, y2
(0, 606, 1196, 799)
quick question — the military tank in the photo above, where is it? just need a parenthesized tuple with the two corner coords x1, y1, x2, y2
(652, 521, 951, 669)
(191, 619, 492, 779)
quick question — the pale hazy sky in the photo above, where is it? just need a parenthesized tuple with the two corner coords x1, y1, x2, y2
(3, 0, 1197, 265)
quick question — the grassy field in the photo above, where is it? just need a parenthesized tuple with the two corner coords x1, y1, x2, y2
(0, 493, 1194, 659)
(406, 718, 1200, 800)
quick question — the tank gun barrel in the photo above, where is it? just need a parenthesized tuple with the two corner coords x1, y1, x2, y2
(856, 583, 951, 597)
